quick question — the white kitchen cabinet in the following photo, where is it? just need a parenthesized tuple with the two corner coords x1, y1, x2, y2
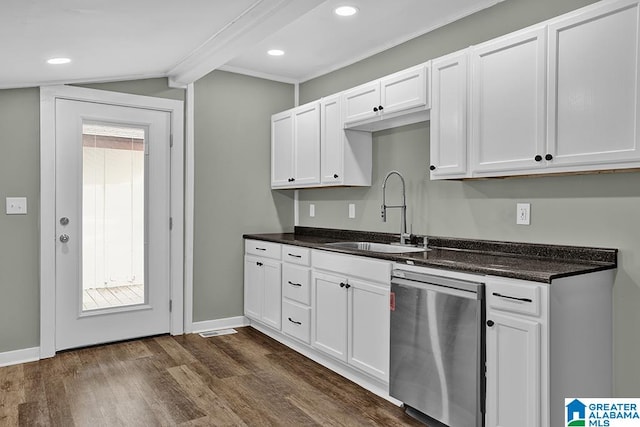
(281, 245, 313, 343)
(471, 27, 547, 176)
(271, 101, 320, 188)
(312, 251, 391, 382)
(485, 270, 613, 427)
(430, 49, 469, 179)
(312, 271, 349, 361)
(348, 278, 390, 381)
(546, 0, 640, 170)
(244, 254, 282, 330)
(320, 94, 372, 186)
(486, 282, 547, 427)
(343, 64, 430, 131)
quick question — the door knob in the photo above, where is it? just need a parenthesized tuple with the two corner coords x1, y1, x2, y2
(59, 234, 70, 243)
(59, 217, 69, 226)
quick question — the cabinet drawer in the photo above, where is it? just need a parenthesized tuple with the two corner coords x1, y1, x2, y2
(282, 301, 311, 344)
(487, 279, 541, 317)
(282, 264, 311, 305)
(245, 239, 281, 260)
(282, 245, 310, 266)
(313, 250, 391, 284)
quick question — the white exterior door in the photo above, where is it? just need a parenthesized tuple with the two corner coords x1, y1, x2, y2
(54, 98, 172, 351)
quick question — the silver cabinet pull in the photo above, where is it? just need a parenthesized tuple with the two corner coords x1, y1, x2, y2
(59, 234, 70, 243)
(59, 217, 69, 226)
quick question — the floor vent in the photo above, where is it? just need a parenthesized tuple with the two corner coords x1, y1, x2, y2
(199, 328, 237, 338)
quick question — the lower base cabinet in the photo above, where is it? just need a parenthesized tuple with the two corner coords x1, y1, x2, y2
(484, 270, 613, 427)
(244, 255, 282, 330)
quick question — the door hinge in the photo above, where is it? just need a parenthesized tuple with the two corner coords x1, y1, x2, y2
(170, 134, 173, 147)
(169, 217, 173, 230)
(169, 299, 173, 312)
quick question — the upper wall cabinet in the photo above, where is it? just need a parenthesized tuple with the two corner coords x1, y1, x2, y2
(272, 97, 372, 189)
(546, 0, 640, 170)
(271, 101, 321, 188)
(342, 63, 430, 132)
(430, 50, 470, 180)
(320, 95, 372, 187)
(470, 26, 547, 176)
(432, 0, 640, 180)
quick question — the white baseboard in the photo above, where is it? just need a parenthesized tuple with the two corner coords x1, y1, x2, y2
(0, 347, 40, 368)
(190, 316, 249, 334)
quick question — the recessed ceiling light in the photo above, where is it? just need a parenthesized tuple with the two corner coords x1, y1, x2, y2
(335, 6, 358, 16)
(268, 49, 285, 56)
(47, 57, 71, 65)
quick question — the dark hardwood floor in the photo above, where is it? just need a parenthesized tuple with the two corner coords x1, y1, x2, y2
(0, 327, 424, 426)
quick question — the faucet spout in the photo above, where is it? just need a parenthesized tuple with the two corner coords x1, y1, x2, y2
(381, 170, 410, 245)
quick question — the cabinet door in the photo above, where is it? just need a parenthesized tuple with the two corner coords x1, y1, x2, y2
(348, 279, 390, 381)
(547, 0, 640, 168)
(380, 64, 428, 115)
(471, 27, 546, 175)
(293, 102, 321, 186)
(342, 81, 380, 125)
(312, 272, 348, 362)
(244, 255, 264, 321)
(430, 50, 469, 179)
(486, 312, 541, 427)
(261, 258, 282, 330)
(320, 95, 344, 184)
(271, 110, 294, 187)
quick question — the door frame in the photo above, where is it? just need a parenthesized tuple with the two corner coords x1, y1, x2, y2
(39, 85, 184, 358)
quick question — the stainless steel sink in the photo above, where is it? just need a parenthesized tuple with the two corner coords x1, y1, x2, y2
(325, 241, 427, 253)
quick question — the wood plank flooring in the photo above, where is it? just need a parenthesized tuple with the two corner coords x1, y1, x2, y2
(0, 327, 424, 426)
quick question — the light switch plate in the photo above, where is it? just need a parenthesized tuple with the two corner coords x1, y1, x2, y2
(6, 197, 27, 215)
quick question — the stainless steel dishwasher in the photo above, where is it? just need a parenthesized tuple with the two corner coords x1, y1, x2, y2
(390, 268, 485, 427)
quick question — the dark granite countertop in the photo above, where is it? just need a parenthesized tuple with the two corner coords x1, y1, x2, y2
(243, 227, 617, 284)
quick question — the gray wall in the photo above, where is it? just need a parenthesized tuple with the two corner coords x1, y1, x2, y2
(193, 71, 294, 321)
(0, 79, 184, 353)
(0, 88, 40, 352)
(297, 0, 640, 396)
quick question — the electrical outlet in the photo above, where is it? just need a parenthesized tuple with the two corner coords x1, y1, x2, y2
(516, 203, 530, 225)
(348, 203, 356, 219)
(309, 204, 315, 217)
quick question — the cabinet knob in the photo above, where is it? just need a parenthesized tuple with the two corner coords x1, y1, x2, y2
(256, 262, 263, 267)
(534, 155, 542, 162)
(373, 107, 378, 112)
(287, 177, 295, 182)
(339, 282, 346, 288)
(333, 174, 339, 179)
(429, 165, 436, 171)
(545, 154, 553, 161)
(378, 105, 384, 111)
(345, 283, 351, 289)
(487, 320, 495, 327)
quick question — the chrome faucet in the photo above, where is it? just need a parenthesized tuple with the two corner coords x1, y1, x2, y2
(381, 170, 411, 245)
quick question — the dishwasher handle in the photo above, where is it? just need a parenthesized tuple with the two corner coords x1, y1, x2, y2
(391, 276, 483, 301)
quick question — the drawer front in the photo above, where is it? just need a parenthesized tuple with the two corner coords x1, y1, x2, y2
(487, 278, 541, 317)
(245, 239, 281, 260)
(282, 245, 311, 266)
(282, 301, 311, 344)
(282, 264, 311, 305)
(312, 249, 391, 284)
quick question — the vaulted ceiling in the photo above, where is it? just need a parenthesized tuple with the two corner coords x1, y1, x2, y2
(0, 0, 504, 89)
